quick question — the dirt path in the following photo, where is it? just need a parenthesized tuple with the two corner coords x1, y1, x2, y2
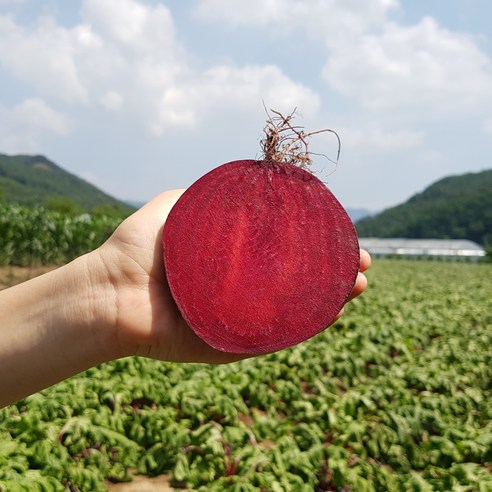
(105, 474, 184, 492)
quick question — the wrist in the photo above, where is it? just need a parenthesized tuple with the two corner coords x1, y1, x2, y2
(65, 249, 122, 362)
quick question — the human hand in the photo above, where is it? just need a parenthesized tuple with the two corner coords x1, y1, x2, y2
(95, 189, 244, 364)
(0, 190, 370, 408)
(95, 190, 371, 364)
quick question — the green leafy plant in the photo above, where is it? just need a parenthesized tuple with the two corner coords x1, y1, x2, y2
(1, 260, 491, 490)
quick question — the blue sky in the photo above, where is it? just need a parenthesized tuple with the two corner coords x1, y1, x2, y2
(1, 0, 491, 211)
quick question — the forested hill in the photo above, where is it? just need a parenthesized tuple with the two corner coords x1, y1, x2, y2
(0, 153, 134, 214)
(355, 169, 492, 246)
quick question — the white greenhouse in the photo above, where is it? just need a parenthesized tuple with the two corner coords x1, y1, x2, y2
(358, 238, 486, 261)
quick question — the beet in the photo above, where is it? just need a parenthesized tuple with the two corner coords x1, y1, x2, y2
(162, 159, 359, 354)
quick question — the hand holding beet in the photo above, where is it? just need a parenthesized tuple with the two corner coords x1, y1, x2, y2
(161, 111, 368, 355)
(0, 186, 369, 407)
(99, 112, 370, 361)
(0, 111, 370, 407)
(97, 188, 370, 364)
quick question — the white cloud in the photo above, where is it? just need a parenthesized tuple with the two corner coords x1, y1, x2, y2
(194, 0, 492, 120)
(100, 91, 124, 111)
(0, 16, 90, 103)
(483, 118, 492, 136)
(0, 0, 318, 137)
(0, 0, 489, 210)
(0, 98, 70, 153)
(194, 0, 398, 33)
(0, 0, 185, 108)
(323, 17, 492, 116)
(82, 0, 177, 54)
(152, 64, 319, 134)
(340, 126, 424, 152)
(194, 0, 296, 27)
(13, 98, 71, 135)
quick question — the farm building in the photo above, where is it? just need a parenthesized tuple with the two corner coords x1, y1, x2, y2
(358, 238, 486, 261)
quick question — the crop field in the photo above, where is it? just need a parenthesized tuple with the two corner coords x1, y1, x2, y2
(0, 259, 491, 491)
(0, 204, 122, 267)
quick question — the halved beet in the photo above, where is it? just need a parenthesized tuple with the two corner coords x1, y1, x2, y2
(162, 159, 359, 354)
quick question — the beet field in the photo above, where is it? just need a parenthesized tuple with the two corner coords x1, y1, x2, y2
(1, 259, 491, 491)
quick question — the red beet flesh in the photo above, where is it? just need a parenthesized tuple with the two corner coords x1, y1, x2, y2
(162, 160, 359, 354)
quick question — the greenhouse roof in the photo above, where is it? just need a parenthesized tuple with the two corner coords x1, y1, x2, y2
(358, 238, 486, 257)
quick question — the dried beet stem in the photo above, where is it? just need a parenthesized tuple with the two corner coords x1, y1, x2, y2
(260, 107, 341, 172)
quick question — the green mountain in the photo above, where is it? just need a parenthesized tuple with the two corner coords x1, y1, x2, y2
(355, 169, 492, 246)
(0, 153, 134, 214)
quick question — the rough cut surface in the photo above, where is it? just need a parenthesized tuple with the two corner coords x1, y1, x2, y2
(162, 160, 359, 354)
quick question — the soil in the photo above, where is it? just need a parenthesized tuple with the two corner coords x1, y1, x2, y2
(105, 473, 185, 492)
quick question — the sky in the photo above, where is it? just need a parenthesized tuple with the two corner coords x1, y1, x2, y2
(0, 0, 491, 211)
